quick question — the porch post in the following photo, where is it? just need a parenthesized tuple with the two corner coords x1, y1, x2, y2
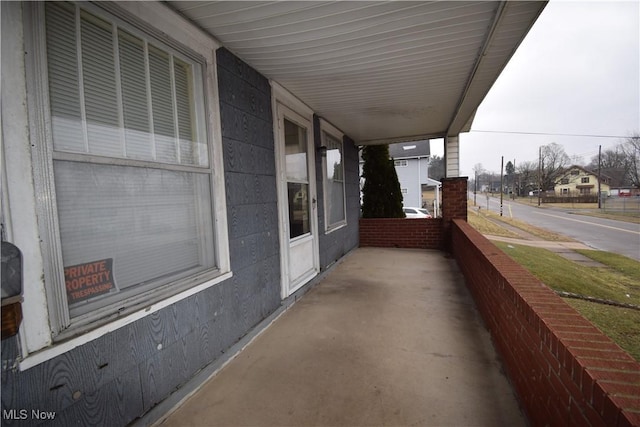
(441, 177, 468, 252)
(444, 135, 460, 178)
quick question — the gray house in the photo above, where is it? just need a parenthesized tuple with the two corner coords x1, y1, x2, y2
(389, 141, 431, 209)
(1, 1, 546, 425)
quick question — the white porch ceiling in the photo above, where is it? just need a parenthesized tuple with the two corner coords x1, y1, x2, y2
(168, 1, 546, 145)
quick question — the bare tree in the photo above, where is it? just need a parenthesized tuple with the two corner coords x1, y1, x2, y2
(428, 155, 445, 181)
(540, 142, 570, 191)
(471, 163, 484, 189)
(516, 160, 538, 195)
(588, 148, 627, 170)
(620, 134, 640, 188)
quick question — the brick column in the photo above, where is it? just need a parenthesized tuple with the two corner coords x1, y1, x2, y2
(441, 177, 468, 252)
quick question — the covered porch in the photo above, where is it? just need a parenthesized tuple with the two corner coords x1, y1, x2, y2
(149, 247, 525, 426)
(4, 2, 638, 426)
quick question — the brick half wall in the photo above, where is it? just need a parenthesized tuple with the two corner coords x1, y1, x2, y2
(451, 219, 640, 427)
(359, 218, 443, 249)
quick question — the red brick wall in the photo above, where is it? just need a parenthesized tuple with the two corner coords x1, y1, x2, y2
(359, 218, 443, 249)
(441, 177, 468, 252)
(451, 219, 640, 427)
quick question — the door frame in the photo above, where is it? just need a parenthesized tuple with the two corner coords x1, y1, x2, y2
(271, 82, 320, 298)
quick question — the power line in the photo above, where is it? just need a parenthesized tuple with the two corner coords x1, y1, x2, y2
(470, 129, 630, 139)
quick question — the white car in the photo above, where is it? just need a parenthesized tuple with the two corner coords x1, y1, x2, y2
(403, 207, 432, 218)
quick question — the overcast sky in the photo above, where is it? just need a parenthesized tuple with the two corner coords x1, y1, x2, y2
(431, 0, 640, 176)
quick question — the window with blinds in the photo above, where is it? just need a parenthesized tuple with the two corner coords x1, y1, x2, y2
(43, 2, 216, 317)
(322, 130, 346, 230)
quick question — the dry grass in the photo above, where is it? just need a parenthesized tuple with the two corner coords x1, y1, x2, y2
(481, 209, 574, 241)
(541, 202, 599, 210)
(570, 211, 640, 224)
(466, 209, 520, 238)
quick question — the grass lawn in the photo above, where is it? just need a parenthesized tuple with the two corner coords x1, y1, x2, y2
(494, 241, 640, 361)
(495, 242, 640, 305)
(563, 299, 640, 362)
(576, 249, 640, 283)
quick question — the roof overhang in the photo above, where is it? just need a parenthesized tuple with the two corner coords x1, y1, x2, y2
(168, 1, 546, 145)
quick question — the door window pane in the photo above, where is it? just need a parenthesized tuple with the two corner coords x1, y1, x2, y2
(284, 118, 310, 238)
(288, 183, 310, 238)
(284, 119, 308, 182)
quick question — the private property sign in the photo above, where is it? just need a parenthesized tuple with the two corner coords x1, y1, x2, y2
(64, 259, 116, 304)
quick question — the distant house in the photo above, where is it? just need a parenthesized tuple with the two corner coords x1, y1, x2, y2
(555, 165, 611, 196)
(421, 177, 443, 217)
(389, 141, 431, 208)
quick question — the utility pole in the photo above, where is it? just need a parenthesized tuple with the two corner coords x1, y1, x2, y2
(474, 170, 477, 206)
(513, 158, 516, 199)
(500, 156, 504, 216)
(598, 145, 602, 209)
(538, 146, 542, 207)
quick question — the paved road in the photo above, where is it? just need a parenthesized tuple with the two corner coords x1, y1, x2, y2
(469, 192, 640, 261)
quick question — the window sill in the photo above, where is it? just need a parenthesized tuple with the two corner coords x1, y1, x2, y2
(18, 271, 232, 371)
(325, 222, 347, 234)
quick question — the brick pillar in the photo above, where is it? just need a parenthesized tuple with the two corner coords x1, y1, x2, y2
(441, 177, 468, 252)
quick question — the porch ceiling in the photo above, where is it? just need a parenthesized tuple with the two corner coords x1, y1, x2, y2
(168, 1, 546, 145)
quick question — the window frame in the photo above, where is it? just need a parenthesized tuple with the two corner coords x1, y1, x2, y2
(319, 119, 347, 233)
(581, 177, 590, 184)
(22, 1, 230, 350)
(394, 159, 408, 167)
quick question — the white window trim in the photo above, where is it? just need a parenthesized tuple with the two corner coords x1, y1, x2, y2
(394, 159, 408, 167)
(16, 1, 230, 366)
(320, 118, 347, 233)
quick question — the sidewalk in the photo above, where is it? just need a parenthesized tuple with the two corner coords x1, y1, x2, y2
(155, 248, 525, 427)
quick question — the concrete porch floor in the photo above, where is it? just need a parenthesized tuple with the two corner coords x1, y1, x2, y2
(157, 248, 526, 427)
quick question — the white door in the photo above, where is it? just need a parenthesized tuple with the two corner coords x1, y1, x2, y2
(275, 104, 319, 297)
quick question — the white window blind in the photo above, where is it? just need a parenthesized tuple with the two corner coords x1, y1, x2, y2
(45, 2, 207, 167)
(43, 2, 216, 317)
